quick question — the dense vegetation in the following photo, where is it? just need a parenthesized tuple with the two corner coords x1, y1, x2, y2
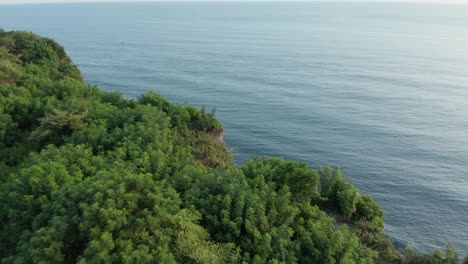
(0, 29, 466, 264)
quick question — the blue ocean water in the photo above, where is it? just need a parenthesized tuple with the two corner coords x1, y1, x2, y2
(1, 2, 467, 254)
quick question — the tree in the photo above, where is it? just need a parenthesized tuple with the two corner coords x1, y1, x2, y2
(0, 30, 463, 264)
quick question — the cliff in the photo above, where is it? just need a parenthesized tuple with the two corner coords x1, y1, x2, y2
(0, 29, 464, 264)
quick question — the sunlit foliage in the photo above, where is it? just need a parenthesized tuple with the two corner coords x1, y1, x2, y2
(0, 30, 464, 263)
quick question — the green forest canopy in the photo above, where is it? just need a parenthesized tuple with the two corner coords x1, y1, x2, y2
(0, 29, 466, 264)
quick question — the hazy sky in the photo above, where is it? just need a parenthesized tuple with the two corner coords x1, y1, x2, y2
(0, 0, 468, 4)
(0, 0, 467, 4)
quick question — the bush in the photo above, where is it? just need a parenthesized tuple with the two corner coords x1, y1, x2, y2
(0, 30, 465, 264)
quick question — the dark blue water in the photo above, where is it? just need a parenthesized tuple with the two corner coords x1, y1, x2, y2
(1, 2, 467, 254)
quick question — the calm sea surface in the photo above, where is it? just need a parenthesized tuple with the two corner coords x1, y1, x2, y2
(1, 2, 467, 254)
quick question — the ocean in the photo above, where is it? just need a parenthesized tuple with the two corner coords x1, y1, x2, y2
(1, 2, 467, 254)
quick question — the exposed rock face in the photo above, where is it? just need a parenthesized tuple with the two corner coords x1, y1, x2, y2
(210, 129, 224, 143)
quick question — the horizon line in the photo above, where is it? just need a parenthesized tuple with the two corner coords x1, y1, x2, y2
(1, 0, 468, 5)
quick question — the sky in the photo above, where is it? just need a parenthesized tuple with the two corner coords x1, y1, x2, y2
(1, 0, 468, 3)
(0, 0, 467, 4)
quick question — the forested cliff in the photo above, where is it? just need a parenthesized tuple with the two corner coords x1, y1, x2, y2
(0, 29, 465, 264)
